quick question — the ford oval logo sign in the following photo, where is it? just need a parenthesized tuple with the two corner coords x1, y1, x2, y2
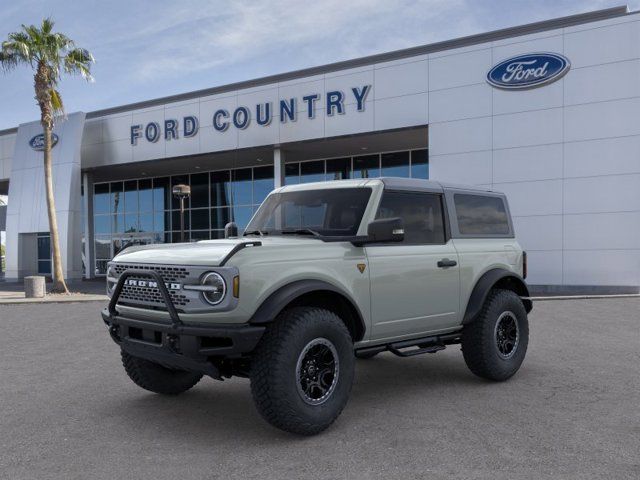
(29, 133, 59, 151)
(487, 53, 570, 90)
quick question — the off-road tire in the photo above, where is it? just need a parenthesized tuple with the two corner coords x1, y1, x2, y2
(461, 289, 529, 381)
(250, 307, 355, 435)
(121, 351, 203, 395)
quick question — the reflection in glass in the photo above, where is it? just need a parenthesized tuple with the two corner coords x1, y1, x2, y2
(172, 210, 190, 231)
(190, 173, 209, 208)
(381, 151, 410, 177)
(211, 207, 231, 229)
(326, 158, 350, 180)
(191, 208, 209, 230)
(94, 215, 110, 235)
(139, 179, 153, 212)
(253, 166, 274, 205)
(95, 236, 110, 259)
(153, 211, 168, 232)
(139, 214, 153, 232)
(232, 168, 252, 206)
(124, 213, 138, 232)
(353, 155, 380, 178)
(411, 149, 429, 179)
(124, 180, 138, 213)
(285, 163, 299, 185)
(153, 177, 170, 211)
(232, 205, 253, 229)
(110, 182, 123, 214)
(112, 213, 124, 234)
(94, 184, 110, 214)
(300, 160, 325, 183)
(211, 170, 231, 207)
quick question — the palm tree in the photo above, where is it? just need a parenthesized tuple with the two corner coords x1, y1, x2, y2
(0, 18, 93, 293)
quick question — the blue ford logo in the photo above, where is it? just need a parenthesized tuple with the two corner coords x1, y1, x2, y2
(487, 53, 570, 90)
(29, 133, 59, 151)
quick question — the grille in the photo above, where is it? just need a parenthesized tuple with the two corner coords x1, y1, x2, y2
(113, 264, 189, 282)
(113, 264, 192, 309)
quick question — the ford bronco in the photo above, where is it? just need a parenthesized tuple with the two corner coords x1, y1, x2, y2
(102, 178, 532, 435)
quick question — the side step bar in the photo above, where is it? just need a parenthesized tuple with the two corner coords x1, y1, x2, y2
(355, 332, 461, 358)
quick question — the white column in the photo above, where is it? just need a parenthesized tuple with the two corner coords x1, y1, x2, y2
(82, 172, 94, 279)
(273, 147, 285, 188)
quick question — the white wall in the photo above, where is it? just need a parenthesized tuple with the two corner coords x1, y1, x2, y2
(0, 133, 16, 181)
(429, 13, 640, 288)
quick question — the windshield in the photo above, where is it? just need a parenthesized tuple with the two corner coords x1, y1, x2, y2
(245, 187, 372, 237)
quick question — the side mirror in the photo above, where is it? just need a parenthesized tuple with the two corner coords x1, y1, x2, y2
(366, 217, 404, 243)
(224, 222, 239, 238)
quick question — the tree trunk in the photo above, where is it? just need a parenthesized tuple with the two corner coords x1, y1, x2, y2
(43, 123, 69, 294)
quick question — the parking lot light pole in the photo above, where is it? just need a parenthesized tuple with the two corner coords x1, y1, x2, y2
(172, 184, 191, 243)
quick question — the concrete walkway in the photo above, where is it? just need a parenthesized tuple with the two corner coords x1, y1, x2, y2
(0, 278, 107, 304)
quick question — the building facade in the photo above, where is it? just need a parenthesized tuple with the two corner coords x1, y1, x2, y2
(0, 6, 639, 292)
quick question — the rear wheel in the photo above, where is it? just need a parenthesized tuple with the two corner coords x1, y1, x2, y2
(250, 307, 355, 435)
(121, 351, 203, 395)
(461, 289, 529, 381)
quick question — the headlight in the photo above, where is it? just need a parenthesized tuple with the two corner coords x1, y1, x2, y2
(106, 264, 117, 295)
(200, 272, 226, 305)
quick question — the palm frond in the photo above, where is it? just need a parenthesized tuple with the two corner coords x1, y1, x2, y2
(64, 47, 94, 81)
(49, 88, 64, 117)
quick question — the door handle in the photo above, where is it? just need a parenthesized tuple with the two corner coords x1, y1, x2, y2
(437, 258, 457, 268)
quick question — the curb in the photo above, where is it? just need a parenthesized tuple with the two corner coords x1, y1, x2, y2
(0, 295, 108, 305)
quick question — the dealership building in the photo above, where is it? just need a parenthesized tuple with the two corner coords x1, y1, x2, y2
(0, 5, 639, 293)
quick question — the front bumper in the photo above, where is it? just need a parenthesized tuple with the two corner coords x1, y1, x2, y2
(102, 268, 264, 379)
(102, 309, 265, 378)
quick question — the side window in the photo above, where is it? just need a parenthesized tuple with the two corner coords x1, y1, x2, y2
(375, 191, 445, 244)
(454, 194, 510, 235)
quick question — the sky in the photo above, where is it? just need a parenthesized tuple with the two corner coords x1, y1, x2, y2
(0, 0, 638, 131)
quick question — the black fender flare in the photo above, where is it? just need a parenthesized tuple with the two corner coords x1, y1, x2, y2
(249, 279, 367, 341)
(462, 269, 532, 324)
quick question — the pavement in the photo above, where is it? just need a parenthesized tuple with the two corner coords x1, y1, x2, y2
(0, 298, 638, 479)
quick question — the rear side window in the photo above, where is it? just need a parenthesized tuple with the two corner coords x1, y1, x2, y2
(454, 194, 510, 236)
(376, 191, 445, 244)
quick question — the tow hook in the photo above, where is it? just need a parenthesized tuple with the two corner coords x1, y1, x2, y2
(108, 325, 121, 342)
(167, 334, 180, 353)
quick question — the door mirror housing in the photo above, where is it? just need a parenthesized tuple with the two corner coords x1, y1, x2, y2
(365, 217, 404, 244)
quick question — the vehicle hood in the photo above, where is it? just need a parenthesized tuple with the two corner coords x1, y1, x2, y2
(112, 236, 324, 266)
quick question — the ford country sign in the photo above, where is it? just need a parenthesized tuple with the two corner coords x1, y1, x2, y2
(29, 133, 59, 151)
(487, 53, 570, 90)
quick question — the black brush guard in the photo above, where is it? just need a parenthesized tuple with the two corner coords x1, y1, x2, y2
(103, 269, 265, 379)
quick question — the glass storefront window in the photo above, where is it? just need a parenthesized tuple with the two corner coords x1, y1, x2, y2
(92, 148, 424, 274)
(411, 149, 429, 179)
(285, 163, 299, 185)
(300, 160, 325, 183)
(94, 184, 110, 214)
(124, 180, 138, 213)
(153, 177, 170, 211)
(232, 168, 253, 206)
(190, 208, 210, 230)
(211, 170, 231, 207)
(253, 166, 274, 204)
(110, 182, 123, 215)
(353, 154, 380, 178)
(381, 151, 410, 177)
(326, 158, 350, 181)
(190, 173, 209, 208)
(139, 179, 153, 212)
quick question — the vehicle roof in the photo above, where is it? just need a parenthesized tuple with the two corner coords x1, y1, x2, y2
(276, 177, 499, 194)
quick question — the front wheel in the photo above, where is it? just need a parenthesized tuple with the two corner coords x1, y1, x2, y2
(461, 289, 529, 381)
(250, 307, 355, 435)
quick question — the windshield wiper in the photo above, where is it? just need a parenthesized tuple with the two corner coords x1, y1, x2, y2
(279, 228, 321, 237)
(243, 229, 268, 237)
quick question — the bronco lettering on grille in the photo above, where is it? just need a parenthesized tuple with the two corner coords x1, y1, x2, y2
(123, 278, 181, 290)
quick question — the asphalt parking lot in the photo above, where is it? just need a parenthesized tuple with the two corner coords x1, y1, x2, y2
(1, 298, 639, 480)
